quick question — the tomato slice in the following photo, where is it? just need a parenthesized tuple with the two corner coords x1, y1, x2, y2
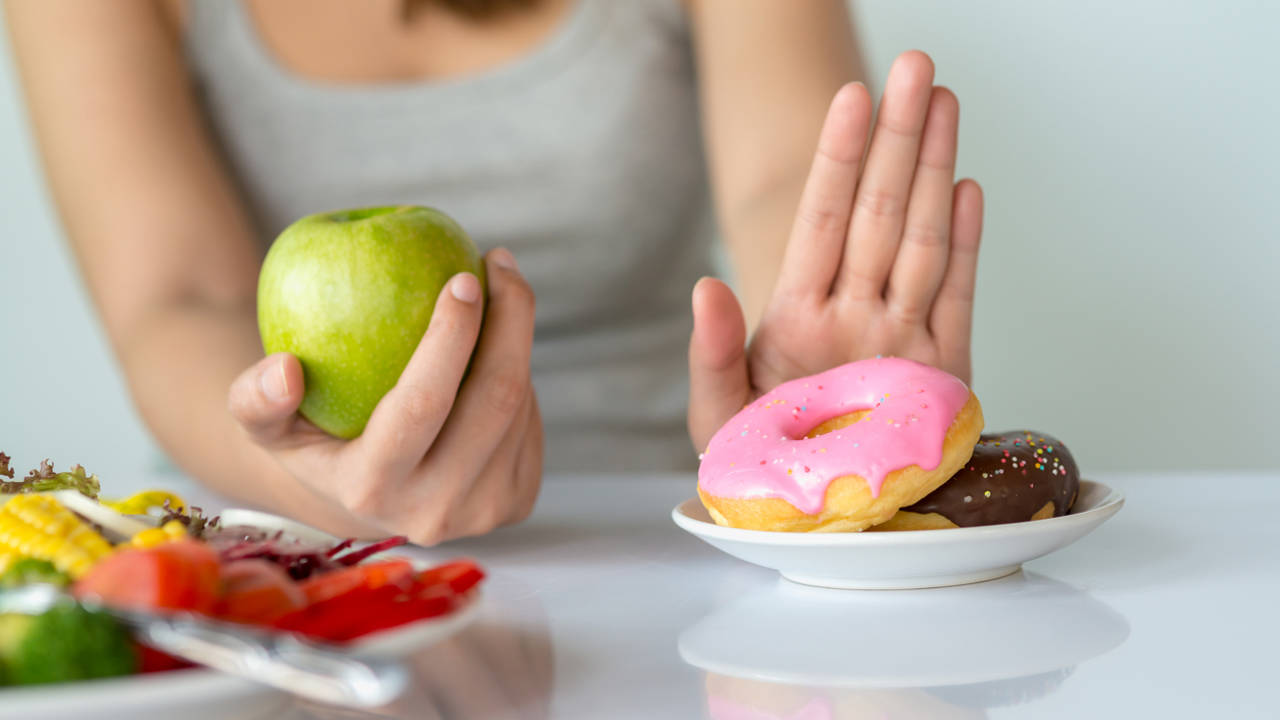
(216, 559, 307, 625)
(73, 540, 221, 614)
(297, 558, 415, 606)
(276, 583, 457, 642)
(415, 560, 485, 595)
(273, 558, 484, 643)
(339, 588, 455, 640)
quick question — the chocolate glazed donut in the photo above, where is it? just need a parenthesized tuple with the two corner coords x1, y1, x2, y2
(873, 431, 1080, 530)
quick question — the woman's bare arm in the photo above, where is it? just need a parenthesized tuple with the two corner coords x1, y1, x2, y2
(7, 0, 544, 541)
(5, 0, 368, 529)
(687, 0, 864, 329)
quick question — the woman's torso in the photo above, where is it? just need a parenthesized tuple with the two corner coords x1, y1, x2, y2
(178, 0, 715, 471)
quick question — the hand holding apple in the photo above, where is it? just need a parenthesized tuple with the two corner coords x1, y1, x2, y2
(227, 209, 543, 544)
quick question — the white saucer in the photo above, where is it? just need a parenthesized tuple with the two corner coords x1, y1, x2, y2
(672, 480, 1123, 589)
(678, 571, 1129, 690)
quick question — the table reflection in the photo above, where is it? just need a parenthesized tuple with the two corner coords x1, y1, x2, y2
(289, 581, 552, 720)
(680, 571, 1128, 718)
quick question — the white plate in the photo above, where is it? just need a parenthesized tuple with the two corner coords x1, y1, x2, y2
(0, 509, 481, 720)
(672, 480, 1123, 589)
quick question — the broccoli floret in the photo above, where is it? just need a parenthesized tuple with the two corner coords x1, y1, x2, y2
(0, 604, 136, 685)
(0, 559, 71, 589)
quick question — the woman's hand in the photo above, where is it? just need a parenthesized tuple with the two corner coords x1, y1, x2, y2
(227, 249, 543, 545)
(688, 51, 984, 450)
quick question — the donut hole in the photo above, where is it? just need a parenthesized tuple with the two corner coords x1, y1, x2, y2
(804, 409, 872, 439)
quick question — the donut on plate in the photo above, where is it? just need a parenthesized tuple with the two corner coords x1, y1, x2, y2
(696, 357, 983, 532)
(871, 430, 1080, 530)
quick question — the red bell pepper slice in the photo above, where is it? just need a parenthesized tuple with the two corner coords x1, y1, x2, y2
(415, 560, 485, 595)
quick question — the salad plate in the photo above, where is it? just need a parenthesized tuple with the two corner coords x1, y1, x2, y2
(0, 505, 482, 720)
(672, 480, 1123, 589)
(0, 595, 483, 720)
(0, 661, 291, 720)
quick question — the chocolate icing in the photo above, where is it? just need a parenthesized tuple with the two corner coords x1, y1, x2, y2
(903, 430, 1079, 527)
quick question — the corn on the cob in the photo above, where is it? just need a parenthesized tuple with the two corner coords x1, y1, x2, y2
(125, 520, 188, 549)
(0, 494, 114, 579)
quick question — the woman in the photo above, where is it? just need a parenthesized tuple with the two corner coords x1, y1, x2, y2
(7, 0, 982, 543)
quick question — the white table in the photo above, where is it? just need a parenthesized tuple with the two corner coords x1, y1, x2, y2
(149, 471, 1279, 719)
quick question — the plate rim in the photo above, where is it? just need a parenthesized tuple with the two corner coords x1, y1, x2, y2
(672, 479, 1123, 546)
(0, 590, 483, 710)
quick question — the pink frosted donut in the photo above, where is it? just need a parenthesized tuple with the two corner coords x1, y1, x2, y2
(696, 357, 984, 532)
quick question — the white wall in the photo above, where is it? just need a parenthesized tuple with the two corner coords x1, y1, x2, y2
(1, 1, 1277, 478)
(851, 0, 1280, 471)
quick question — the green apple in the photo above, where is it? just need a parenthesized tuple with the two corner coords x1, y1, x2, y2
(257, 205, 486, 439)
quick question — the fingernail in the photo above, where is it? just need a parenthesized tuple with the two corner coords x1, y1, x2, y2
(259, 357, 289, 402)
(450, 272, 482, 303)
(489, 248, 518, 271)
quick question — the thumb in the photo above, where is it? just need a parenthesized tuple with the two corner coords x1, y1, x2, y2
(688, 277, 750, 452)
(228, 352, 305, 447)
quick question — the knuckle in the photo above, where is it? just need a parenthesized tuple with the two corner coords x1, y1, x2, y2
(226, 373, 262, 425)
(476, 500, 506, 534)
(854, 187, 903, 219)
(408, 525, 445, 547)
(797, 202, 843, 236)
(815, 142, 859, 168)
(390, 385, 446, 430)
(938, 284, 976, 304)
(500, 275, 537, 318)
(875, 115, 918, 140)
(407, 508, 451, 546)
(901, 223, 949, 250)
(511, 444, 543, 525)
(428, 312, 471, 341)
(836, 265, 886, 300)
(339, 480, 383, 520)
(484, 367, 528, 416)
(511, 501, 535, 525)
(888, 298, 928, 325)
(510, 488, 538, 525)
(226, 387, 254, 425)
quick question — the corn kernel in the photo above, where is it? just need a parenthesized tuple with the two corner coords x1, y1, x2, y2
(0, 494, 113, 579)
(128, 528, 169, 549)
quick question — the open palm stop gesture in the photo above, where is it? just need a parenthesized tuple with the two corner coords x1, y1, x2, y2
(688, 51, 985, 450)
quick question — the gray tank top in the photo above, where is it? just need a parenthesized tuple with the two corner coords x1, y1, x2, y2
(183, 0, 715, 472)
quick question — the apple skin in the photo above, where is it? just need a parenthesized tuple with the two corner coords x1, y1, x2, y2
(257, 205, 486, 439)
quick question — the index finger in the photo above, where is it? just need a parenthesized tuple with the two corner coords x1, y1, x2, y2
(356, 271, 485, 476)
(426, 249, 537, 480)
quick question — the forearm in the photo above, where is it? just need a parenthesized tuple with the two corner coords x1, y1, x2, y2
(688, 0, 866, 329)
(117, 299, 375, 535)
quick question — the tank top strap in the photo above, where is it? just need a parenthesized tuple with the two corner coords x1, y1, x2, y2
(182, 0, 237, 65)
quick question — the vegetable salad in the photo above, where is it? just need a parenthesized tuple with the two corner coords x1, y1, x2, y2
(0, 453, 484, 686)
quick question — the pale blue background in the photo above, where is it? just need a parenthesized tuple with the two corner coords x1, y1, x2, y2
(2, 0, 1277, 481)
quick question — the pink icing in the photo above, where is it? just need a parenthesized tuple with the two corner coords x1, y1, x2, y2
(697, 357, 970, 515)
